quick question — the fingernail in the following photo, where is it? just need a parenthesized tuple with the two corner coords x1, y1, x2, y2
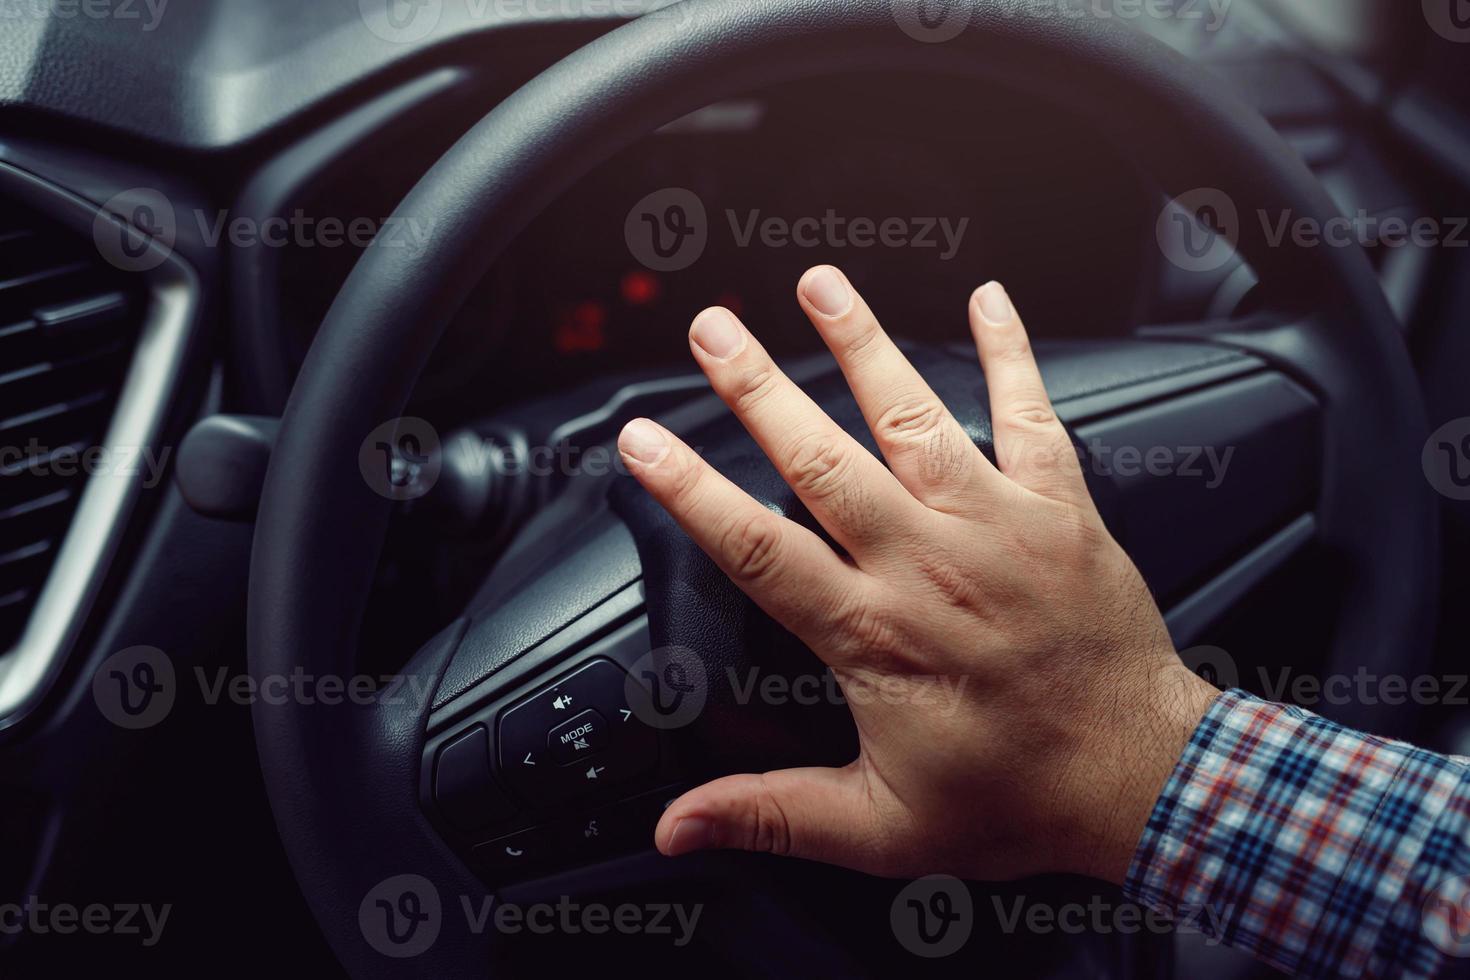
(690, 308, 746, 359)
(802, 266, 852, 317)
(976, 281, 1013, 326)
(619, 418, 670, 465)
(665, 816, 715, 856)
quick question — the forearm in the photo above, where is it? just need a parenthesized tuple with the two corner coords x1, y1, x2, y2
(1122, 689, 1470, 979)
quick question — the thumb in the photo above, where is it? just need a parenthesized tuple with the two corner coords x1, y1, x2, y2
(655, 765, 898, 871)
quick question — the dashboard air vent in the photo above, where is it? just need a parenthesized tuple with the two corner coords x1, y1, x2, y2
(0, 199, 145, 651)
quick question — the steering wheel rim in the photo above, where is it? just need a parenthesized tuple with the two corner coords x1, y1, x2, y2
(247, 1, 1436, 974)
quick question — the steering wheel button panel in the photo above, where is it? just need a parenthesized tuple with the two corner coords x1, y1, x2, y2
(433, 725, 518, 832)
(548, 708, 610, 765)
(498, 659, 658, 805)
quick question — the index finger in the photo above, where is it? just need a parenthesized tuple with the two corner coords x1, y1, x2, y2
(617, 418, 863, 639)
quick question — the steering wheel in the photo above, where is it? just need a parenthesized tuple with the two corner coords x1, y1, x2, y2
(247, 0, 1438, 974)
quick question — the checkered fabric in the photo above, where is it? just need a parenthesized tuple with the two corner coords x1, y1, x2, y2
(1124, 690, 1470, 978)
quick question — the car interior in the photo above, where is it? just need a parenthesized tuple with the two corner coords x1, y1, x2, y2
(1, 0, 1468, 976)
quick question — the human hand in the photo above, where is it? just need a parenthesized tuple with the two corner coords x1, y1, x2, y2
(616, 266, 1218, 884)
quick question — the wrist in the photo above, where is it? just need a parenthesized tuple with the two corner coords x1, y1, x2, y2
(1057, 658, 1221, 884)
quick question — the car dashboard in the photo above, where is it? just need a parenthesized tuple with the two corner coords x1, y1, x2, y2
(0, 1, 1468, 976)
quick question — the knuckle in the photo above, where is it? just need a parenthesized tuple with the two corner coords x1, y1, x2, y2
(1054, 506, 1106, 555)
(785, 432, 853, 500)
(1004, 397, 1058, 430)
(877, 397, 948, 444)
(839, 319, 884, 361)
(919, 424, 974, 485)
(995, 335, 1035, 365)
(746, 775, 795, 856)
(914, 543, 986, 611)
(664, 449, 704, 503)
(719, 512, 784, 583)
(876, 400, 973, 486)
(729, 365, 778, 413)
(841, 598, 900, 656)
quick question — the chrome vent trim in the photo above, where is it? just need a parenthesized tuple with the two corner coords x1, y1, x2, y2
(0, 163, 198, 731)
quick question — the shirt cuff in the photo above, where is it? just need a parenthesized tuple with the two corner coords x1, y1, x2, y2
(1123, 689, 1470, 979)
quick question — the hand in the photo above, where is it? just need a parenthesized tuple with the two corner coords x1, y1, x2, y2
(616, 266, 1219, 884)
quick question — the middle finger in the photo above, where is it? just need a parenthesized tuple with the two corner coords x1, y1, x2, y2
(688, 306, 922, 559)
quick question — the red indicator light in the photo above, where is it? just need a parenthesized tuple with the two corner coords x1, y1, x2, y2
(554, 301, 607, 353)
(621, 270, 661, 306)
(714, 291, 744, 317)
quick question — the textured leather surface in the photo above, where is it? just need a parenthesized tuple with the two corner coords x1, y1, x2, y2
(246, 3, 1432, 976)
(0, 3, 609, 148)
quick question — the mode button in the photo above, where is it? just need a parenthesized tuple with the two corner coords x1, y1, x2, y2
(548, 708, 609, 765)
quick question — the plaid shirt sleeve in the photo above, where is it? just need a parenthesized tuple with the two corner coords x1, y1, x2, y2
(1123, 689, 1470, 979)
